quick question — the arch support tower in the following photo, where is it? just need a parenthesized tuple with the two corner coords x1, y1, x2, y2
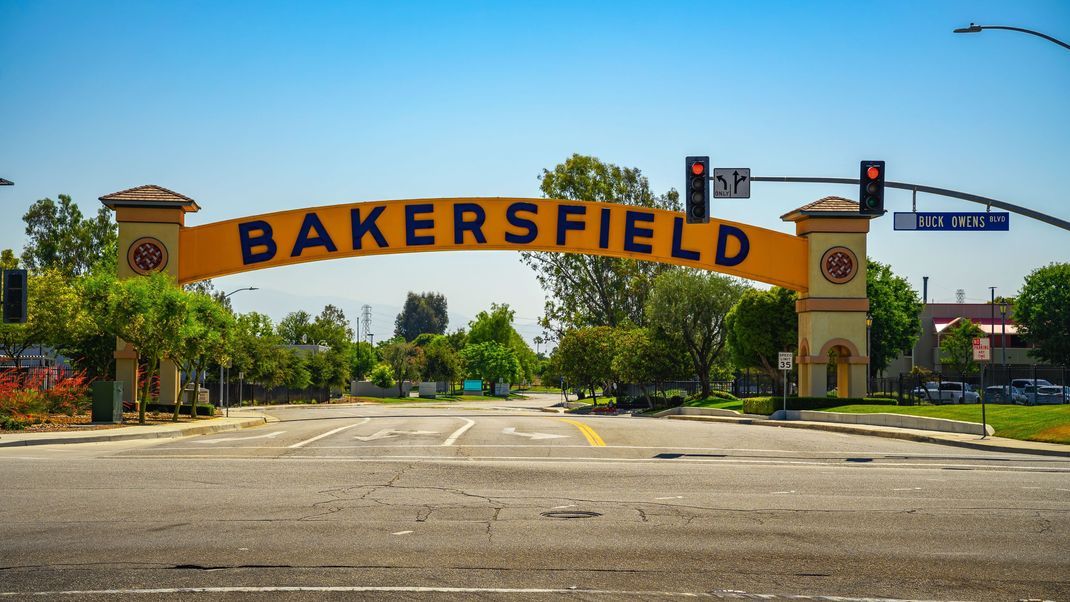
(100, 185, 199, 407)
(782, 197, 872, 399)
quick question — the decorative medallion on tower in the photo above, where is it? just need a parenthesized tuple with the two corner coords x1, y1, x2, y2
(820, 245, 858, 284)
(127, 237, 169, 275)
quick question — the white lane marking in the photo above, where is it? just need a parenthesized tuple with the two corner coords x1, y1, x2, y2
(392, 530, 414, 535)
(552, 504, 577, 509)
(501, 427, 568, 440)
(1057, 488, 1070, 492)
(442, 418, 475, 447)
(892, 487, 922, 491)
(192, 431, 285, 444)
(772, 490, 796, 494)
(287, 418, 370, 448)
(0, 586, 971, 600)
(654, 496, 683, 500)
(354, 429, 438, 442)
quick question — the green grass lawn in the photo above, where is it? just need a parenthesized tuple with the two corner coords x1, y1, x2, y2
(683, 397, 744, 411)
(818, 403, 1070, 445)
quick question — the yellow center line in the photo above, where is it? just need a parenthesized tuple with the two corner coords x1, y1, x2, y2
(558, 418, 606, 447)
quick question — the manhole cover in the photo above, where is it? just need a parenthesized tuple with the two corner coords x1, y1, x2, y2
(540, 510, 602, 519)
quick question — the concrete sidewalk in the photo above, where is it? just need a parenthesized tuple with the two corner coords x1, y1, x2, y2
(0, 410, 268, 447)
(666, 413, 1070, 457)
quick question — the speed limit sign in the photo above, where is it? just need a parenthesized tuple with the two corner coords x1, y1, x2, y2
(778, 352, 793, 371)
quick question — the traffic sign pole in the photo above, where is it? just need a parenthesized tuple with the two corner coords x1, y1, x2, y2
(777, 352, 793, 416)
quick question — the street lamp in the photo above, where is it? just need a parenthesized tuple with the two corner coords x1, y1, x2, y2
(219, 287, 258, 415)
(865, 313, 873, 395)
(999, 301, 1008, 377)
(954, 23, 1070, 51)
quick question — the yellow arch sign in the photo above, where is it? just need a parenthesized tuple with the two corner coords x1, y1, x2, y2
(177, 198, 809, 291)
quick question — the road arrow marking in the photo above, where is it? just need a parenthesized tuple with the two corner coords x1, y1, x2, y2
(501, 427, 568, 440)
(354, 429, 439, 442)
(193, 431, 285, 444)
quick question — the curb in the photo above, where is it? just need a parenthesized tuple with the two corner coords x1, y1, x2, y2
(665, 414, 1070, 457)
(0, 416, 268, 448)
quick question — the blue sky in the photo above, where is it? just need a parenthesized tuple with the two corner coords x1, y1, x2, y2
(2, 0, 1068, 344)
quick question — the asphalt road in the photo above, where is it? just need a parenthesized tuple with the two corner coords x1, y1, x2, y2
(1, 396, 1067, 601)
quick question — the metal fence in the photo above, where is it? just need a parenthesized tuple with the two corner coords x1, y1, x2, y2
(871, 366, 1069, 405)
(0, 366, 79, 390)
(207, 381, 335, 406)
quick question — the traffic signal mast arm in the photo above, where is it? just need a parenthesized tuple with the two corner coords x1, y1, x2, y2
(747, 176, 1070, 232)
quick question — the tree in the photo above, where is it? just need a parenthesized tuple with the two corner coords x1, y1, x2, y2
(1015, 262, 1070, 367)
(468, 304, 537, 384)
(277, 311, 313, 344)
(726, 287, 798, 394)
(421, 336, 460, 384)
(349, 341, 379, 380)
(520, 154, 679, 335)
(940, 319, 984, 376)
(85, 272, 189, 424)
(230, 312, 283, 390)
(172, 293, 234, 420)
(556, 326, 619, 402)
(310, 305, 354, 351)
(0, 270, 82, 370)
(381, 340, 422, 397)
(0, 249, 18, 270)
(394, 291, 449, 341)
(20, 195, 118, 277)
(646, 270, 747, 399)
(611, 327, 690, 404)
(459, 342, 520, 388)
(867, 259, 922, 377)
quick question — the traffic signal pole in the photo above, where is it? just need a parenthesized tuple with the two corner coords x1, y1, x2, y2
(749, 176, 1070, 232)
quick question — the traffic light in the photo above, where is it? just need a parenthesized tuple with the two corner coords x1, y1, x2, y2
(685, 156, 710, 224)
(859, 160, 885, 215)
(2, 269, 28, 324)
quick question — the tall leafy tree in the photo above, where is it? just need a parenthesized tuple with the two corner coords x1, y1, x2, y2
(421, 336, 460, 384)
(85, 272, 189, 424)
(20, 195, 117, 277)
(348, 341, 379, 380)
(459, 341, 520, 388)
(612, 327, 690, 403)
(381, 340, 422, 397)
(277, 310, 313, 344)
(867, 259, 923, 377)
(173, 293, 235, 420)
(468, 303, 537, 383)
(726, 287, 798, 394)
(646, 270, 747, 399)
(521, 154, 679, 335)
(1015, 262, 1070, 367)
(940, 319, 985, 376)
(394, 292, 449, 341)
(557, 326, 619, 402)
(0, 249, 18, 270)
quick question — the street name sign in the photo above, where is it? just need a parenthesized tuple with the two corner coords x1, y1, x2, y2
(893, 212, 1009, 231)
(972, 337, 991, 362)
(778, 352, 793, 371)
(712, 168, 750, 199)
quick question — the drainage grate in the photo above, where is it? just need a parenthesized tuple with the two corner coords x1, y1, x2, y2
(541, 510, 602, 519)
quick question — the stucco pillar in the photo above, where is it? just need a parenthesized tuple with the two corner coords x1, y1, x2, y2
(100, 186, 200, 407)
(781, 197, 873, 399)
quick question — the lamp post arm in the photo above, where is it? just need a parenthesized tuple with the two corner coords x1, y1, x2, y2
(750, 176, 1070, 232)
(977, 25, 1070, 51)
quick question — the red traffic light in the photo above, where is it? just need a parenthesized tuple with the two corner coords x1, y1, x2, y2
(866, 165, 880, 180)
(690, 162, 705, 176)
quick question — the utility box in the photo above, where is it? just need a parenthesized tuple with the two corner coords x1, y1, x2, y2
(91, 381, 123, 423)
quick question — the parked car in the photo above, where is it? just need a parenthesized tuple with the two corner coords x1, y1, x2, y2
(984, 385, 1027, 404)
(910, 381, 980, 404)
(1027, 385, 1066, 405)
(1010, 378, 1054, 390)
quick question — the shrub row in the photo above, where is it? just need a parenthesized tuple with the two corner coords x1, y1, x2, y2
(144, 403, 217, 416)
(743, 396, 898, 415)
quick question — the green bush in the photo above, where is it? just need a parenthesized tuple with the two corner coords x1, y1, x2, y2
(743, 396, 898, 415)
(706, 390, 739, 401)
(369, 364, 395, 388)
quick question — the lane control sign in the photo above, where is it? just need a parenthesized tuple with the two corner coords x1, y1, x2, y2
(712, 168, 750, 199)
